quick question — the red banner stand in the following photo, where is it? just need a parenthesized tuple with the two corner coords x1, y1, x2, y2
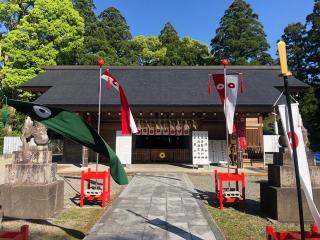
(266, 224, 320, 239)
(214, 170, 246, 209)
(80, 168, 111, 208)
(0, 225, 29, 240)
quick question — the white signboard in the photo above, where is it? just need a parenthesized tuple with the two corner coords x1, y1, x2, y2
(192, 131, 209, 165)
(3, 137, 22, 156)
(209, 140, 227, 164)
(116, 131, 132, 165)
(263, 135, 280, 153)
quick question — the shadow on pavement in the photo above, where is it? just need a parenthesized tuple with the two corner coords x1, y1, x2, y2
(127, 209, 202, 240)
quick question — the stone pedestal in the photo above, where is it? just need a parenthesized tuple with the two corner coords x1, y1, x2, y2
(260, 147, 320, 222)
(261, 182, 320, 222)
(0, 181, 64, 219)
(0, 147, 64, 219)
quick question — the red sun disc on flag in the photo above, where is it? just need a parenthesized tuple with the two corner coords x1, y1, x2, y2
(228, 83, 235, 88)
(287, 132, 299, 148)
(217, 83, 224, 90)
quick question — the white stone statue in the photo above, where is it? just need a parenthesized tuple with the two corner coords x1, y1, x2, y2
(21, 117, 49, 149)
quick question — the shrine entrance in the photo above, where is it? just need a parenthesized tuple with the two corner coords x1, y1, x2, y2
(132, 135, 192, 163)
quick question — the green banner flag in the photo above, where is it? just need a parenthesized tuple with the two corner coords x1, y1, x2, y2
(7, 99, 128, 185)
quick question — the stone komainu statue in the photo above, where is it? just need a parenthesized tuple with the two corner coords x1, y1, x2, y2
(21, 117, 49, 148)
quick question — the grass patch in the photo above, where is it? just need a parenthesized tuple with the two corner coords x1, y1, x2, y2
(207, 204, 309, 240)
(1, 208, 107, 240)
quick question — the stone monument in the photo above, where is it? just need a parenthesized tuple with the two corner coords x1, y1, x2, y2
(260, 126, 320, 222)
(0, 117, 64, 219)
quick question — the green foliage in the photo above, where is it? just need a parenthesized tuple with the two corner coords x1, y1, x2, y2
(99, 7, 132, 64)
(72, 0, 117, 65)
(179, 37, 212, 65)
(0, 0, 35, 31)
(159, 22, 181, 65)
(299, 88, 320, 151)
(0, 0, 84, 99)
(281, 1, 320, 150)
(263, 114, 277, 135)
(281, 23, 307, 81)
(131, 36, 167, 65)
(306, 0, 320, 86)
(157, 22, 212, 66)
(211, 0, 273, 65)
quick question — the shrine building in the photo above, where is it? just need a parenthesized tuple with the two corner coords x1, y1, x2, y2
(21, 66, 308, 167)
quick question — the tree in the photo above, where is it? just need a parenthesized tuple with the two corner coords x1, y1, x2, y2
(179, 37, 212, 65)
(299, 88, 320, 151)
(159, 22, 182, 65)
(306, 0, 320, 86)
(281, 23, 308, 81)
(131, 36, 167, 65)
(0, 0, 35, 31)
(0, 0, 84, 99)
(99, 7, 132, 64)
(72, 0, 117, 65)
(211, 0, 273, 65)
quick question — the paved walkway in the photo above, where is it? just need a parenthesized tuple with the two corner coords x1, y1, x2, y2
(84, 173, 224, 240)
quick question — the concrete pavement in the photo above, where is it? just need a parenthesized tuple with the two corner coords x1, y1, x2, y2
(84, 173, 224, 240)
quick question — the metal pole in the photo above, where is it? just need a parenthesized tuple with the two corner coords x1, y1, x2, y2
(223, 65, 230, 177)
(283, 75, 305, 240)
(95, 66, 102, 187)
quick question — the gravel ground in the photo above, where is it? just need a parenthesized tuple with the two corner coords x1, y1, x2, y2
(188, 174, 267, 211)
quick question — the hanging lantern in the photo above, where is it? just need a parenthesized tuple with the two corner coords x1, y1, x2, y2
(163, 121, 169, 135)
(176, 120, 182, 136)
(183, 120, 190, 135)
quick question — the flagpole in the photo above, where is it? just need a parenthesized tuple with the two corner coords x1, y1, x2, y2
(96, 59, 105, 187)
(221, 59, 230, 177)
(278, 41, 305, 240)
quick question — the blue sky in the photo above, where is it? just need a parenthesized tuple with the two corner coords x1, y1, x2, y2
(94, 0, 314, 58)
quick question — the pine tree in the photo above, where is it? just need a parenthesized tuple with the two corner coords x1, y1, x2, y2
(159, 22, 182, 65)
(211, 0, 273, 65)
(306, 0, 320, 86)
(99, 7, 132, 64)
(281, 23, 307, 82)
(72, 0, 116, 64)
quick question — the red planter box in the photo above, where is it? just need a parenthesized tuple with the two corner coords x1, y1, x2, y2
(213, 170, 246, 209)
(80, 168, 111, 208)
(266, 224, 320, 240)
(0, 225, 29, 240)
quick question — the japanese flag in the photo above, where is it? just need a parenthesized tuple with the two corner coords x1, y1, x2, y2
(212, 74, 239, 134)
(279, 103, 320, 228)
(101, 71, 138, 135)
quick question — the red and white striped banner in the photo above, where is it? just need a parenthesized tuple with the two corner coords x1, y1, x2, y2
(101, 71, 138, 135)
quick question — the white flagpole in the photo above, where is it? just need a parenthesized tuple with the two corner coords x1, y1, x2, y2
(96, 59, 105, 187)
(222, 59, 230, 177)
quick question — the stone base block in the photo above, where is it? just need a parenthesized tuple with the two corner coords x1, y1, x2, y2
(260, 182, 320, 222)
(5, 163, 57, 184)
(12, 150, 52, 164)
(268, 165, 320, 188)
(0, 180, 64, 219)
